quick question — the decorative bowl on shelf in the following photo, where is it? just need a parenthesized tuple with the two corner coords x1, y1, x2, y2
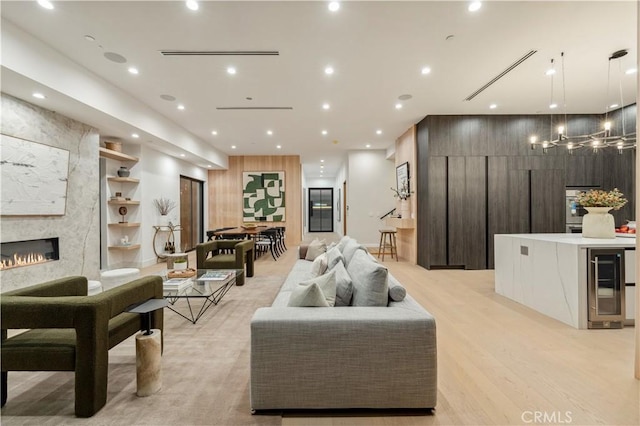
(242, 223, 257, 229)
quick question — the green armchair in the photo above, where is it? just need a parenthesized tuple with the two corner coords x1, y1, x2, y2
(196, 239, 254, 285)
(1, 275, 163, 417)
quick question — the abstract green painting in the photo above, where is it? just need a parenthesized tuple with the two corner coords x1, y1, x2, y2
(243, 171, 285, 222)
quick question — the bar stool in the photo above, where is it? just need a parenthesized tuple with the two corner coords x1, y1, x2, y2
(378, 229, 398, 261)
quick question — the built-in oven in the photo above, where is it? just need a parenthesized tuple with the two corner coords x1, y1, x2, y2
(566, 186, 600, 233)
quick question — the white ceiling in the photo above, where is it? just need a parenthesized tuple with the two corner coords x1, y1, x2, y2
(1, 1, 637, 178)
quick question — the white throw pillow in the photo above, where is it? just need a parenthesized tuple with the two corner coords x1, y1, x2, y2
(305, 238, 327, 261)
(310, 252, 328, 277)
(326, 246, 345, 270)
(288, 270, 337, 307)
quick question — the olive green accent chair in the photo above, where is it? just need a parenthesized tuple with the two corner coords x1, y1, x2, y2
(195, 239, 254, 285)
(1, 275, 164, 417)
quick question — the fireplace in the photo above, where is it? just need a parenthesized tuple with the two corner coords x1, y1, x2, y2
(0, 238, 60, 270)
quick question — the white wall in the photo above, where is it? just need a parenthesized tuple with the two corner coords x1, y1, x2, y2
(346, 151, 395, 247)
(333, 162, 348, 237)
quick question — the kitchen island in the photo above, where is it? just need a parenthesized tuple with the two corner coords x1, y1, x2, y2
(494, 234, 635, 329)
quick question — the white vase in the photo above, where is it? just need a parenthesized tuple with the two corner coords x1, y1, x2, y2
(173, 262, 187, 270)
(159, 215, 170, 227)
(582, 207, 615, 238)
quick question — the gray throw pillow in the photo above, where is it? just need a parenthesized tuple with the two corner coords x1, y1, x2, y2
(304, 239, 327, 261)
(310, 252, 328, 277)
(288, 269, 337, 307)
(388, 275, 407, 302)
(326, 246, 345, 270)
(336, 236, 351, 253)
(330, 261, 353, 306)
(347, 250, 389, 306)
(342, 239, 366, 265)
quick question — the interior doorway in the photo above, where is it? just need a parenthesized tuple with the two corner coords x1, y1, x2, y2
(342, 181, 347, 236)
(180, 176, 204, 252)
(308, 188, 333, 232)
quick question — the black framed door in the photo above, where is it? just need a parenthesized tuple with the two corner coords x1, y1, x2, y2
(180, 176, 204, 252)
(308, 188, 333, 232)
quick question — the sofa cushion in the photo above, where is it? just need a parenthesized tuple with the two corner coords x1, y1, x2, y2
(326, 246, 345, 270)
(310, 252, 328, 277)
(388, 274, 407, 302)
(304, 239, 326, 261)
(347, 250, 388, 307)
(336, 236, 352, 253)
(288, 270, 337, 307)
(330, 261, 353, 306)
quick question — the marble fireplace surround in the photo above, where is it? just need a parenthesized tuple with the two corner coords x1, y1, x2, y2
(0, 94, 101, 292)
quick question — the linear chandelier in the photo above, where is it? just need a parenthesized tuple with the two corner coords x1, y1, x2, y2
(528, 50, 636, 154)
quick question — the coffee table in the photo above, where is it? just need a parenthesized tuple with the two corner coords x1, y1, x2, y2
(162, 269, 243, 324)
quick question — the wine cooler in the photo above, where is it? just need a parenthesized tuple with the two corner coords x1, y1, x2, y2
(587, 248, 626, 329)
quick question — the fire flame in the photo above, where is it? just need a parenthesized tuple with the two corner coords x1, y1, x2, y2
(0, 252, 50, 270)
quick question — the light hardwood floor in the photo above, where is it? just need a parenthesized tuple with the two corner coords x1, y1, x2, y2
(280, 253, 639, 426)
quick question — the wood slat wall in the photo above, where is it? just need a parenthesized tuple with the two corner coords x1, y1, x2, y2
(394, 126, 417, 263)
(207, 155, 302, 246)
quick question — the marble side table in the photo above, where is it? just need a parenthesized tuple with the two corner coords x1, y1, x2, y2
(126, 299, 168, 397)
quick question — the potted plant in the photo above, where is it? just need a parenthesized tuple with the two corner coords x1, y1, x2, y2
(153, 197, 176, 226)
(576, 188, 627, 238)
(173, 258, 188, 271)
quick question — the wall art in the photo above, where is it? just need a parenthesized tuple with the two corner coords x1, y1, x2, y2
(1, 134, 70, 216)
(243, 171, 285, 222)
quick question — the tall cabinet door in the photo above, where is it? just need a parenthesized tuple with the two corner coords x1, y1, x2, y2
(463, 156, 487, 269)
(530, 169, 565, 233)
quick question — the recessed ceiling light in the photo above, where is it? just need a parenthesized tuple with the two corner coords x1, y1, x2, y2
(84, 35, 95, 42)
(231, 145, 237, 149)
(177, 104, 185, 110)
(626, 68, 637, 75)
(160, 94, 176, 101)
(398, 94, 412, 101)
(180, 154, 186, 157)
(421, 67, 431, 75)
(321, 130, 328, 135)
(609, 103, 619, 109)
(128, 67, 139, 75)
(545, 68, 556, 76)
(32, 92, 46, 99)
(276, 145, 282, 149)
(131, 133, 140, 138)
(267, 130, 273, 136)
(227, 66, 236, 75)
(320, 165, 324, 168)
(489, 104, 497, 109)
(376, 130, 382, 135)
(325, 66, 334, 75)
(468, 1, 482, 12)
(328, 2, 340, 12)
(37, 0, 54, 10)
(322, 103, 330, 110)
(395, 103, 403, 109)
(207, 164, 212, 168)
(549, 103, 558, 109)
(320, 159, 325, 163)
(211, 130, 218, 135)
(186, 0, 199, 11)
(104, 52, 127, 63)
(365, 144, 371, 148)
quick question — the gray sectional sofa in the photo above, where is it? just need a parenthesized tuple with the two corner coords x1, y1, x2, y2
(250, 236, 437, 412)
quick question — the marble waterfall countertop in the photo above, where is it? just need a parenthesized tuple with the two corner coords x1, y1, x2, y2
(494, 233, 635, 329)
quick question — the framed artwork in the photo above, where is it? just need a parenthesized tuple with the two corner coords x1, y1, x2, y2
(396, 162, 410, 193)
(337, 187, 342, 222)
(0, 134, 70, 216)
(243, 171, 285, 222)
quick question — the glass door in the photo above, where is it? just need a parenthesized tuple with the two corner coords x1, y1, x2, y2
(308, 188, 333, 232)
(587, 248, 625, 328)
(180, 176, 204, 252)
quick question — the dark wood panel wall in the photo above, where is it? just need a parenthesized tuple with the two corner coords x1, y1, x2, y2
(416, 106, 637, 270)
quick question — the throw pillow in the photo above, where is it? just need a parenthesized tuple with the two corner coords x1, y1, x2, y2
(347, 250, 389, 307)
(388, 275, 407, 302)
(342, 239, 366, 265)
(327, 241, 337, 251)
(330, 261, 354, 306)
(310, 252, 328, 277)
(336, 236, 351, 253)
(326, 246, 345, 270)
(287, 282, 329, 307)
(304, 238, 327, 261)
(288, 269, 337, 307)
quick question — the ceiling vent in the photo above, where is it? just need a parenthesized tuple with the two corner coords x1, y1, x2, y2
(216, 107, 293, 110)
(160, 50, 279, 56)
(464, 50, 537, 101)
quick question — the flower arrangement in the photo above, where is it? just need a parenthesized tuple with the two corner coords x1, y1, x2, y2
(390, 182, 414, 201)
(576, 188, 627, 210)
(153, 197, 177, 215)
